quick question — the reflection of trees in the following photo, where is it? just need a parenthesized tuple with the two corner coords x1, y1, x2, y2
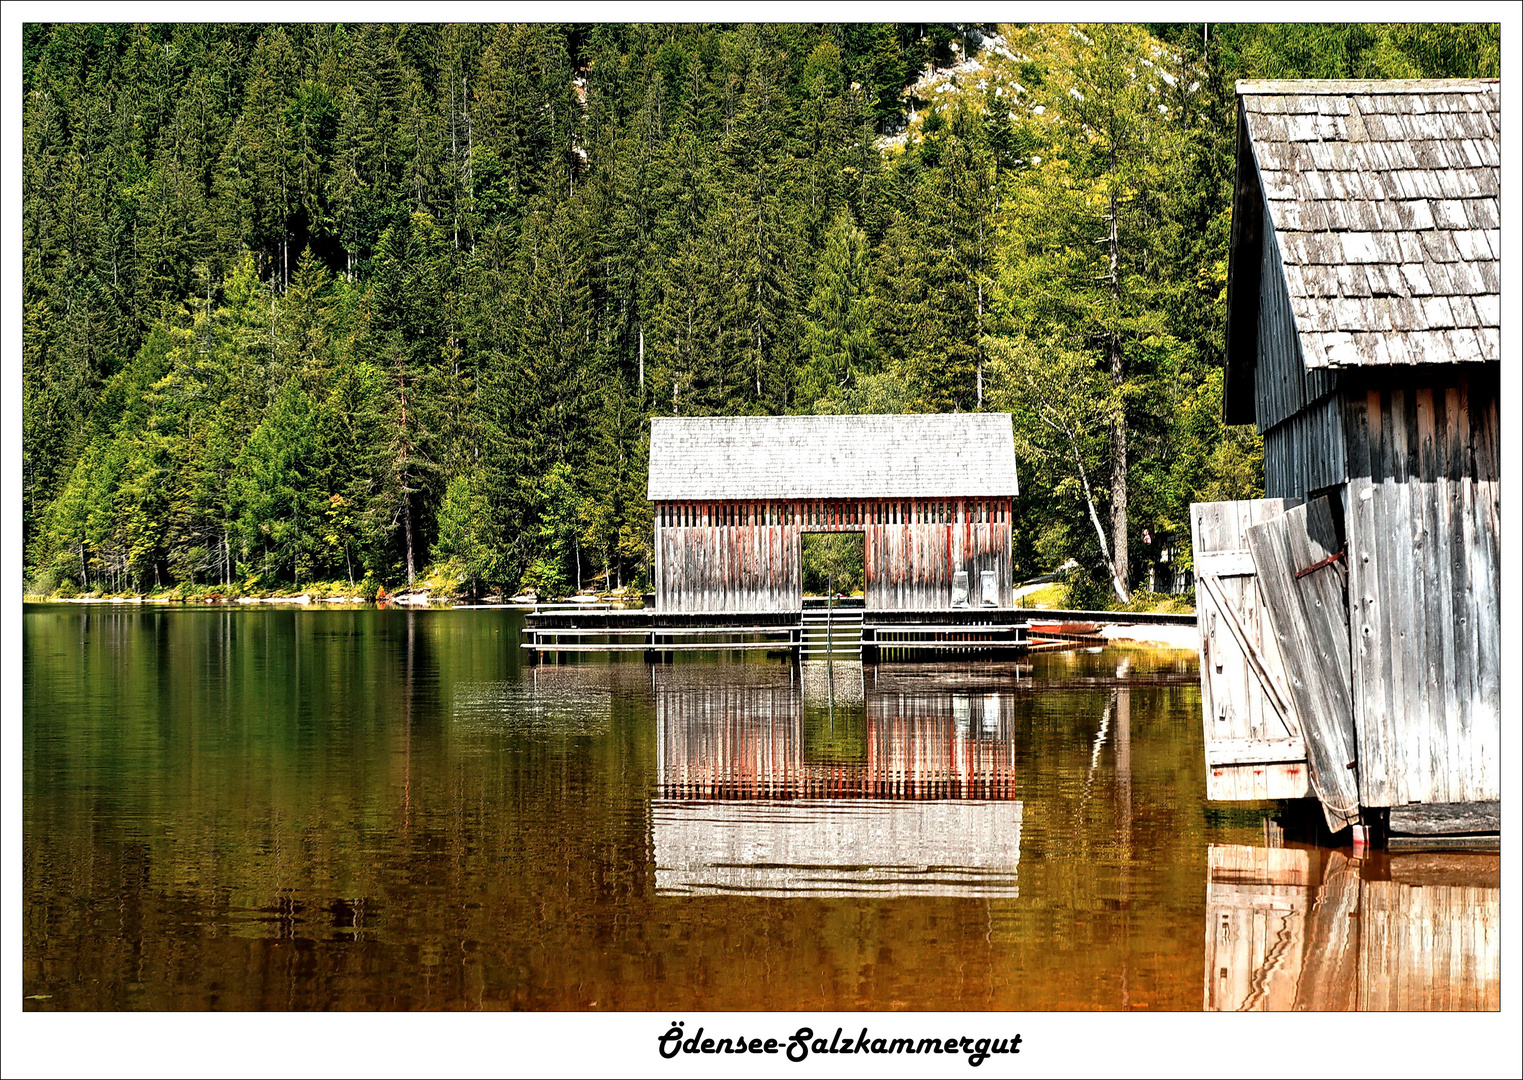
(25, 607, 655, 1008)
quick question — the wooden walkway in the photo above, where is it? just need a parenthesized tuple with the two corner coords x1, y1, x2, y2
(520, 607, 1060, 662)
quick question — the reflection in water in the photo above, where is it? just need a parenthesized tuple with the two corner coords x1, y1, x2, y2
(655, 665, 1023, 799)
(799, 659, 865, 704)
(1205, 845, 1500, 1011)
(653, 802, 1022, 897)
(653, 664, 1022, 897)
(454, 665, 622, 735)
(32, 605, 1489, 1011)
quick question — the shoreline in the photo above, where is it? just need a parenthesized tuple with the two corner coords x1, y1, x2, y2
(24, 592, 640, 611)
(26, 595, 1202, 649)
(1095, 622, 1200, 651)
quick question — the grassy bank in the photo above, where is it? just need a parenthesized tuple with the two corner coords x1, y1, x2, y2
(1014, 581, 1194, 615)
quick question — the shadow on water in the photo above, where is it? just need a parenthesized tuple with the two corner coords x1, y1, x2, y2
(20, 605, 1499, 1011)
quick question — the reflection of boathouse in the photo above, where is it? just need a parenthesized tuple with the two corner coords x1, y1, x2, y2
(654, 667, 1021, 800)
(650, 667, 1023, 897)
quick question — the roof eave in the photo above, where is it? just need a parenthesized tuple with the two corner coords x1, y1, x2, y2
(1222, 102, 1262, 427)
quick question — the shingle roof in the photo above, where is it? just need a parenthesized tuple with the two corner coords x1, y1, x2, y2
(647, 414, 1018, 501)
(1240, 79, 1499, 367)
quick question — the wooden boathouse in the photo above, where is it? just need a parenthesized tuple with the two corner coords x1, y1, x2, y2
(1193, 79, 1499, 844)
(647, 413, 1018, 612)
(524, 412, 1043, 660)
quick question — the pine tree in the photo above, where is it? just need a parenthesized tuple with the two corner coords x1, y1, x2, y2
(19, 21, 1499, 599)
(230, 375, 323, 583)
(801, 211, 874, 408)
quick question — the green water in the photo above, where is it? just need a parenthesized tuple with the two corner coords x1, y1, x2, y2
(21, 605, 1496, 1011)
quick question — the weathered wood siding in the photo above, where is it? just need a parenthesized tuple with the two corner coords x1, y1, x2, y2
(1191, 499, 1310, 801)
(655, 500, 802, 613)
(1252, 188, 1339, 436)
(1244, 499, 1360, 831)
(1254, 186, 1344, 499)
(1342, 368, 1500, 806)
(864, 498, 1012, 611)
(1253, 203, 1309, 432)
(1263, 396, 1348, 500)
(655, 498, 1012, 613)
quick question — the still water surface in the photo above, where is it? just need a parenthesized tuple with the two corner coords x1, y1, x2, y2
(22, 605, 1498, 1010)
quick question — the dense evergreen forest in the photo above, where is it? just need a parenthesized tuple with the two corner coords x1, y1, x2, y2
(21, 22, 1500, 602)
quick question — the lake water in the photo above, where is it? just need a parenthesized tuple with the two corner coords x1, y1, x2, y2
(21, 605, 1498, 1011)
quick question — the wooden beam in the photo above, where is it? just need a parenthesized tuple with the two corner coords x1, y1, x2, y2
(1195, 550, 1256, 577)
(1237, 78, 1493, 94)
(1205, 737, 1308, 766)
(1387, 800, 1499, 836)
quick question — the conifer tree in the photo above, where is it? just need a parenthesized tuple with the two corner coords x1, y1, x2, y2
(19, 21, 1497, 599)
(801, 211, 874, 408)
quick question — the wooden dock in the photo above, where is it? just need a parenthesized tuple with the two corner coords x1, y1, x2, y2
(523, 606, 1039, 662)
(521, 605, 1196, 662)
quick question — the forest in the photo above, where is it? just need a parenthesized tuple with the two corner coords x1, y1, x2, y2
(20, 22, 1500, 603)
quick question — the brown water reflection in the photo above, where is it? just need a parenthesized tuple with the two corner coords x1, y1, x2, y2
(654, 664, 1023, 896)
(21, 606, 1498, 1011)
(1205, 845, 1499, 1011)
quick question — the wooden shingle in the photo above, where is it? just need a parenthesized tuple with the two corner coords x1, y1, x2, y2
(1232, 78, 1499, 378)
(648, 414, 1020, 501)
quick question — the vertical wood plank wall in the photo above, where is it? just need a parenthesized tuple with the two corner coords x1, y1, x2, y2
(1264, 396, 1349, 500)
(655, 498, 1012, 612)
(1252, 190, 1339, 436)
(1255, 206, 1345, 499)
(1343, 368, 1500, 807)
(1254, 203, 1309, 433)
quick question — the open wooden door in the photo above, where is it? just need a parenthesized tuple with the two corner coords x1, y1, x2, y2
(1244, 497, 1361, 831)
(1192, 499, 1310, 800)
